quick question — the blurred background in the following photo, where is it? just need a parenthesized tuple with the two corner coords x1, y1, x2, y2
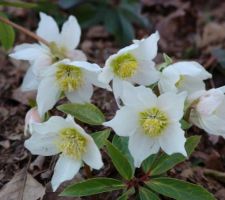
(1, 0, 225, 199)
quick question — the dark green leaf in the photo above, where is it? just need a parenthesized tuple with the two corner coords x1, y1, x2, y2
(0, 13, 15, 50)
(112, 135, 134, 167)
(119, 3, 149, 28)
(142, 154, 157, 173)
(62, 178, 125, 197)
(147, 177, 216, 200)
(57, 103, 105, 125)
(106, 141, 134, 180)
(117, 11, 134, 46)
(117, 188, 135, 200)
(139, 187, 160, 200)
(58, 0, 80, 9)
(150, 136, 201, 175)
(0, 1, 38, 9)
(91, 129, 110, 148)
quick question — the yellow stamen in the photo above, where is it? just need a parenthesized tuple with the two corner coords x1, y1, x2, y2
(110, 53, 138, 79)
(56, 64, 83, 92)
(175, 75, 185, 88)
(139, 107, 168, 137)
(57, 128, 87, 159)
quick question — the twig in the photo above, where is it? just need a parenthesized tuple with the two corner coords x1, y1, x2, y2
(0, 16, 50, 46)
(84, 163, 92, 178)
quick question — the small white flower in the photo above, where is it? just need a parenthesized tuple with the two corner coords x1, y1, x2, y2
(189, 86, 225, 137)
(25, 115, 103, 191)
(10, 12, 86, 91)
(104, 82, 187, 167)
(36, 59, 109, 117)
(158, 61, 212, 95)
(98, 32, 160, 104)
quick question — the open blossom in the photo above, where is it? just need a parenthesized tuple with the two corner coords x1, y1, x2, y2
(25, 115, 103, 191)
(158, 61, 212, 95)
(24, 107, 42, 136)
(189, 87, 225, 137)
(36, 59, 109, 117)
(10, 12, 86, 91)
(104, 82, 187, 167)
(98, 32, 160, 104)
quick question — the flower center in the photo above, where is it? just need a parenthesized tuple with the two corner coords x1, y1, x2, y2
(49, 42, 67, 62)
(110, 53, 138, 79)
(56, 64, 83, 92)
(57, 128, 87, 159)
(175, 75, 185, 88)
(139, 107, 168, 137)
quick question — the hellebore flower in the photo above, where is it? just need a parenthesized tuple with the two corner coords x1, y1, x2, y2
(104, 82, 187, 167)
(10, 12, 86, 91)
(36, 59, 109, 117)
(189, 86, 225, 137)
(98, 32, 160, 104)
(158, 61, 212, 95)
(25, 115, 103, 191)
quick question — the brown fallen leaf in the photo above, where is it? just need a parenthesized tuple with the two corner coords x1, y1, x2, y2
(0, 167, 45, 200)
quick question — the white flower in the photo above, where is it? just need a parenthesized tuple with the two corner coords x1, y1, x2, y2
(98, 32, 160, 104)
(189, 86, 225, 137)
(36, 59, 110, 117)
(25, 115, 103, 191)
(158, 61, 212, 95)
(104, 82, 187, 167)
(10, 12, 86, 91)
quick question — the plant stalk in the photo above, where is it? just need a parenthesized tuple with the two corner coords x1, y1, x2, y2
(0, 16, 50, 46)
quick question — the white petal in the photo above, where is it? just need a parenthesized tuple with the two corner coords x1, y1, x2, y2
(196, 89, 224, 116)
(37, 77, 61, 117)
(121, 82, 157, 109)
(65, 82, 93, 103)
(129, 60, 160, 85)
(59, 16, 81, 50)
(159, 123, 187, 156)
(158, 92, 187, 121)
(37, 12, 59, 43)
(66, 49, 87, 61)
(172, 61, 211, 79)
(84, 69, 111, 91)
(112, 78, 124, 107)
(103, 106, 139, 137)
(131, 32, 159, 60)
(10, 44, 44, 61)
(70, 61, 101, 72)
(178, 77, 206, 94)
(21, 67, 40, 91)
(198, 115, 225, 136)
(83, 138, 103, 169)
(128, 130, 160, 167)
(158, 66, 180, 93)
(31, 54, 53, 75)
(51, 155, 82, 191)
(25, 132, 59, 156)
(98, 67, 114, 84)
(31, 116, 69, 135)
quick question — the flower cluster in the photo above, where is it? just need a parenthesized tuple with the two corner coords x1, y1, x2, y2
(10, 13, 225, 192)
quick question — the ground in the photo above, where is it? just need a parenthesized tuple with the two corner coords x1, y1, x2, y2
(0, 0, 225, 199)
